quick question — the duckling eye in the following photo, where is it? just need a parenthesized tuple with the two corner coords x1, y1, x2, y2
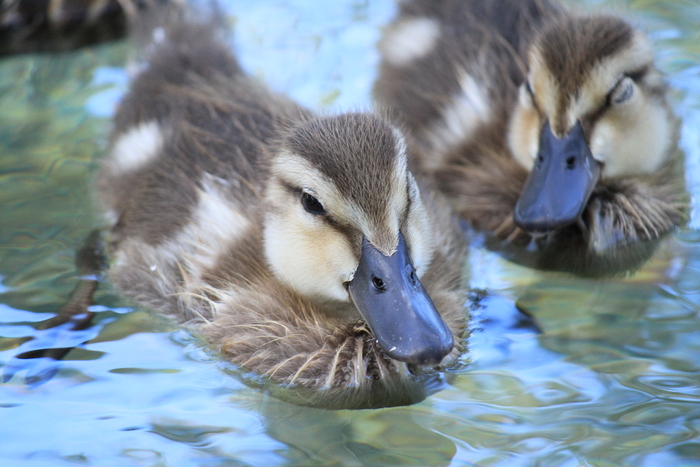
(609, 77, 634, 106)
(301, 192, 325, 215)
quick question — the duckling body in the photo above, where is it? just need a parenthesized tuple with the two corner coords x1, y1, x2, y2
(97, 13, 468, 408)
(375, 0, 687, 276)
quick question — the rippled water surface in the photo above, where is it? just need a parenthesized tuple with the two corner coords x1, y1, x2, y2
(1, 0, 699, 465)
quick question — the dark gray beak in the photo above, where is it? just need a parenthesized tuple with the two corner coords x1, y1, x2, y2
(346, 232, 453, 366)
(514, 121, 602, 233)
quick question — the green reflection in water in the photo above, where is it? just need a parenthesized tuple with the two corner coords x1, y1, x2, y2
(0, 0, 699, 465)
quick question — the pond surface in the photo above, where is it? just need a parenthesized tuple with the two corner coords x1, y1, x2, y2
(1, 0, 699, 465)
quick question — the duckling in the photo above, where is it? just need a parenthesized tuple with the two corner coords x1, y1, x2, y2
(374, 0, 688, 276)
(0, 0, 137, 55)
(96, 11, 468, 409)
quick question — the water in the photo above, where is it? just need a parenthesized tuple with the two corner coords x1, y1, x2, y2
(0, 0, 699, 465)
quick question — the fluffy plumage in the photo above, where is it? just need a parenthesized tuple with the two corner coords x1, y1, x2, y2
(97, 11, 468, 409)
(375, 0, 688, 276)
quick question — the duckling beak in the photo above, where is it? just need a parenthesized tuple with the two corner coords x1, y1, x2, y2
(514, 121, 601, 233)
(346, 232, 454, 366)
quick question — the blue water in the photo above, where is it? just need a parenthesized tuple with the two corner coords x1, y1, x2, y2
(1, 0, 699, 465)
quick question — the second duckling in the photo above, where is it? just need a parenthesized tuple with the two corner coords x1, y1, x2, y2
(97, 10, 468, 409)
(375, 0, 688, 276)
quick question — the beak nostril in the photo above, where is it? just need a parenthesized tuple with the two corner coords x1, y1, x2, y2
(406, 265, 418, 286)
(371, 275, 387, 292)
(566, 156, 576, 169)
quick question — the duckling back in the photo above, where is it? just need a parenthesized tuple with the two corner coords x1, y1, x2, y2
(98, 12, 307, 247)
(97, 10, 309, 315)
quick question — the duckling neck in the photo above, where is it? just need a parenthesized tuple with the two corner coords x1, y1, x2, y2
(308, 296, 361, 322)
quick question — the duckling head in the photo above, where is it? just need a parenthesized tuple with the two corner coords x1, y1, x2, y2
(508, 16, 675, 233)
(263, 113, 453, 366)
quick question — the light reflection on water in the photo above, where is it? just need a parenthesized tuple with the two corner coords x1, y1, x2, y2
(0, 0, 699, 465)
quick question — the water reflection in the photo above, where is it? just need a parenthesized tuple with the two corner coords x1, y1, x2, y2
(450, 236, 700, 464)
(258, 398, 457, 466)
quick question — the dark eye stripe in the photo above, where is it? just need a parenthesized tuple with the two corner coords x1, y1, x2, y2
(280, 180, 301, 196)
(627, 66, 649, 83)
(525, 81, 535, 97)
(522, 80, 543, 115)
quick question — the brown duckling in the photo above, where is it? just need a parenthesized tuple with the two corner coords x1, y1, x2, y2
(0, 0, 138, 55)
(96, 11, 468, 409)
(374, 0, 688, 276)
